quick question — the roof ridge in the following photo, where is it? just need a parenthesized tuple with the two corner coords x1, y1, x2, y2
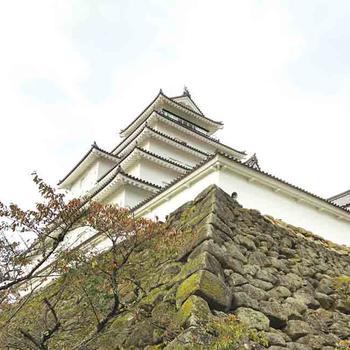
(119, 91, 162, 134)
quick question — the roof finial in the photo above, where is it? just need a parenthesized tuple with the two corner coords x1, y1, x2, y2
(183, 85, 191, 97)
(159, 88, 164, 95)
(92, 141, 98, 148)
(244, 153, 261, 171)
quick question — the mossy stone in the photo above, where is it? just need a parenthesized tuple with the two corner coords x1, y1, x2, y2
(177, 295, 211, 327)
(151, 302, 177, 328)
(176, 270, 232, 311)
(234, 307, 270, 331)
(175, 251, 223, 282)
(141, 286, 166, 306)
(109, 312, 134, 331)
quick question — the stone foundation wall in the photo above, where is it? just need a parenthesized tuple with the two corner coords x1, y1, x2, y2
(165, 185, 350, 349)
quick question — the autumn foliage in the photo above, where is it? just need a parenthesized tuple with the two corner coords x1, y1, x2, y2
(0, 174, 167, 349)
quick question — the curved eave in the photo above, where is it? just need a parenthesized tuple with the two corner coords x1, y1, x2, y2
(133, 152, 350, 218)
(92, 171, 160, 202)
(119, 91, 222, 139)
(117, 125, 209, 160)
(112, 110, 245, 159)
(154, 111, 246, 159)
(98, 145, 192, 185)
(218, 153, 350, 217)
(121, 147, 190, 174)
(58, 146, 119, 188)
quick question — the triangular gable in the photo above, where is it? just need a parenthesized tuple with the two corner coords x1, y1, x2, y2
(171, 88, 204, 115)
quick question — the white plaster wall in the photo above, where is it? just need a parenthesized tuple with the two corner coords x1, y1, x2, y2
(143, 169, 219, 220)
(218, 168, 350, 246)
(126, 158, 178, 187)
(69, 159, 116, 198)
(147, 138, 201, 167)
(127, 162, 141, 178)
(97, 158, 116, 179)
(141, 167, 350, 246)
(105, 187, 125, 207)
(139, 139, 150, 151)
(123, 185, 153, 208)
(70, 163, 99, 197)
(137, 158, 179, 187)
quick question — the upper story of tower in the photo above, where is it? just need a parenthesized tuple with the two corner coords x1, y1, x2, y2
(119, 88, 223, 140)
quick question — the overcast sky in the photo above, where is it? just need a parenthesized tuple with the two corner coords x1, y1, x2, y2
(0, 0, 349, 208)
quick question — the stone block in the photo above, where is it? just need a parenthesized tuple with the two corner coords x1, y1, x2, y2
(177, 295, 211, 327)
(234, 307, 270, 331)
(285, 320, 314, 341)
(176, 270, 232, 311)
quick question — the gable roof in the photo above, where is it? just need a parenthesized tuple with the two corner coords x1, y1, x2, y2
(97, 145, 192, 186)
(58, 143, 119, 187)
(91, 166, 161, 202)
(170, 88, 205, 115)
(119, 90, 223, 138)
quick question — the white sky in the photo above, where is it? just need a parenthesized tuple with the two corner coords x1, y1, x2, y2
(0, 0, 349, 208)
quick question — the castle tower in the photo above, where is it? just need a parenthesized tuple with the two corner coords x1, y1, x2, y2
(58, 88, 246, 208)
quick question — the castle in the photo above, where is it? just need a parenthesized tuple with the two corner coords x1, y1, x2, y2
(58, 88, 350, 246)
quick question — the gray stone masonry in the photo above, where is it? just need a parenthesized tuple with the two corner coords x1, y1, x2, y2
(165, 185, 350, 349)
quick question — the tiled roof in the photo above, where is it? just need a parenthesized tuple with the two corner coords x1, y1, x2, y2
(328, 189, 350, 201)
(134, 147, 192, 171)
(113, 123, 210, 158)
(132, 152, 350, 215)
(170, 93, 205, 116)
(119, 91, 161, 135)
(219, 152, 350, 215)
(97, 144, 191, 186)
(156, 111, 246, 156)
(119, 90, 222, 135)
(90, 166, 161, 202)
(170, 88, 205, 116)
(163, 92, 223, 126)
(113, 110, 245, 158)
(148, 126, 210, 157)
